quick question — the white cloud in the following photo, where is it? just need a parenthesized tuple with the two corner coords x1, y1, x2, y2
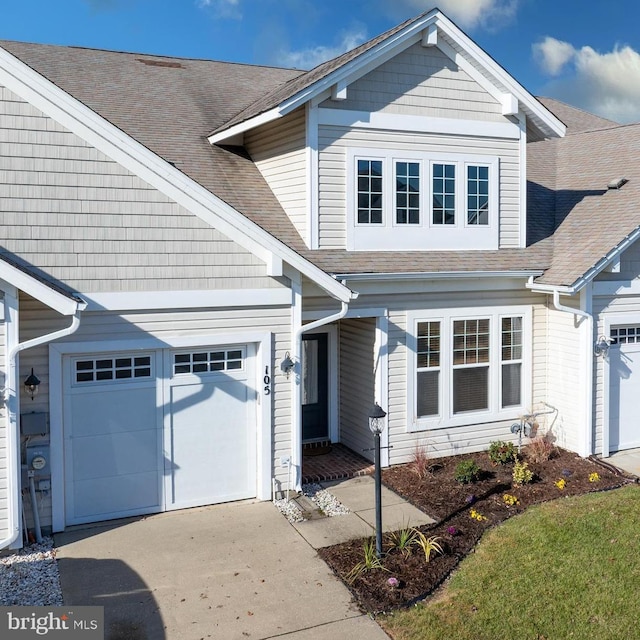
(388, 0, 519, 30)
(533, 37, 576, 76)
(276, 27, 368, 70)
(535, 38, 640, 123)
(196, 0, 242, 19)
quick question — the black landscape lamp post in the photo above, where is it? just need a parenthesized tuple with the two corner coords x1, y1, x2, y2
(369, 403, 387, 558)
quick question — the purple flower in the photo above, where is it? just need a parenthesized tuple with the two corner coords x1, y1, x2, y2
(465, 495, 476, 504)
(447, 526, 458, 536)
(387, 577, 399, 588)
(562, 469, 572, 477)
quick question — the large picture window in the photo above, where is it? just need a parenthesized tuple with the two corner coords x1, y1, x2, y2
(409, 307, 530, 429)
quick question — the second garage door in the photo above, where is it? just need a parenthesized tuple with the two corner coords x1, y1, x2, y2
(63, 344, 256, 526)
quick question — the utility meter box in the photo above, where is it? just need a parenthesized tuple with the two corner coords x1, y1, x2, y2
(26, 444, 50, 476)
(21, 412, 48, 436)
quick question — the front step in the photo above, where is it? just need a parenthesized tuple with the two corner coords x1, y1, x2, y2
(291, 493, 326, 520)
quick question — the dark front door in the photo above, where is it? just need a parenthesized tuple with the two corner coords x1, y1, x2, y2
(302, 333, 329, 441)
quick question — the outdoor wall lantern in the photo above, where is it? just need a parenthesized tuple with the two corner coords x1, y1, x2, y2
(24, 368, 41, 400)
(281, 352, 295, 378)
(594, 335, 613, 358)
(369, 403, 387, 558)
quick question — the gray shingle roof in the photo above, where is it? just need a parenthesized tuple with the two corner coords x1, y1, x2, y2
(1, 39, 638, 289)
(537, 97, 618, 135)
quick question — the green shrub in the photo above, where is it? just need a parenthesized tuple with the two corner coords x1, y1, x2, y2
(454, 459, 481, 484)
(488, 440, 517, 465)
(512, 458, 534, 486)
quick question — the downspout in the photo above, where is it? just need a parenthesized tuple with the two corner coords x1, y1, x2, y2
(0, 309, 84, 551)
(549, 289, 593, 457)
(290, 298, 351, 492)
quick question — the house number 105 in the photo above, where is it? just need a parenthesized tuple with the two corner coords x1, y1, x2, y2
(264, 366, 271, 395)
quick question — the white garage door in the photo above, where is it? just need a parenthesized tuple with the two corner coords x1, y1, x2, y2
(63, 344, 256, 526)
(609, 326, 640, 452)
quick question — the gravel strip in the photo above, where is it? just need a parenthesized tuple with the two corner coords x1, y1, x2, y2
(0, 538, 63, 606)
(274, 498, 305, 523)
(302, 483, 350, 516)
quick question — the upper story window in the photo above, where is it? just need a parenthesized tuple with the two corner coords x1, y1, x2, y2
(347, 148, 499, 251)
(357, 159, 383, 224)
(432, 163, 456, 225)
(467, 165, 489, 225)
(395, 161, 420, 224)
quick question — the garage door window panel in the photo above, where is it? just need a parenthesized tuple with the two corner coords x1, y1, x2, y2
(74, 355, 153, 384)
(173, 349, 244, 375)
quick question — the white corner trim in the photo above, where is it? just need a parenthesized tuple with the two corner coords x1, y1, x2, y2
(307, 103, 320, 249)
(518, 113, 527, 248)
(421, 24, 438, 47)
(318, 107, 520, 139)
(0, 46, 353, 305)
(80, 288, 292, 312)
(0, 260, 81, 316)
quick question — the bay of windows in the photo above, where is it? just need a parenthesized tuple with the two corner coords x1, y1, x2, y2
(411, 308, 528, 429)
(354, 153, 493, 228)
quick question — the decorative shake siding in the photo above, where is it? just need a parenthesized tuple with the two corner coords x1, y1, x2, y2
(0, 297, 7, 540)
(317, 127, 521, 249)
(320, 43, 504, 122)
(244, 107, 308, 244)
(339, 318, 376, 463)
(0, 85, 278, 292)
(18, 294, 293, 530)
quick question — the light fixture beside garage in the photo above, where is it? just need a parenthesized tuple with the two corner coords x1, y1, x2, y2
(281, 352, 295, 378)
(24, 369, 41, 400)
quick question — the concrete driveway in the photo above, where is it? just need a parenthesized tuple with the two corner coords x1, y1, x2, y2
(55, 501, 390, 640)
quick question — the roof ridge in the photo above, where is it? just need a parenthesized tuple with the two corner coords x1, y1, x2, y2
(0, 38, 302, 72)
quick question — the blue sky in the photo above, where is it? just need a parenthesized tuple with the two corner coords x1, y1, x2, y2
(3, 0, 640, 122)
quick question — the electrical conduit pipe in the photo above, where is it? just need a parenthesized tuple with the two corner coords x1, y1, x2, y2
(0, 311, 84, 550)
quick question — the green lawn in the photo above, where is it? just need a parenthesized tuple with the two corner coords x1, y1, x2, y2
(381, 485, 640, 640)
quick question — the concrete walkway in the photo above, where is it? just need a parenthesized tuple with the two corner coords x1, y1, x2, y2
(292, 476, 435, 549)
(55, 500, 391, 640)
(607, 448, 640, 477)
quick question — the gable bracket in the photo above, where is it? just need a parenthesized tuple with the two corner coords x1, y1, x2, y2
(330, 80, 348, 101)
(421, 24, 438, 47)
(501, 93, 519, 116)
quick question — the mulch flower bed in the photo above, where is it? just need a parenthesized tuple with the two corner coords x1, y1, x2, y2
(318, 446, 635, 614)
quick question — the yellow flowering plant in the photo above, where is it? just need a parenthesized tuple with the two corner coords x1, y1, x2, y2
(554, 478, 566, 490)
(470, 508, 487, 521)
(589, 472, 600, 483)
(503, 493, 520, 506)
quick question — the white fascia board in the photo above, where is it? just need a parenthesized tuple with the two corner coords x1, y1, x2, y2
(81, 288, 292, 312)
(336, 270, 543, 281)
(434, 14, 565, 139)
(318, 108, 520, 139)
(207, 106, 282, 144)
(0, 46, 353, 305)
(548, 226, 640, 295)
(0, 260, 81, 315)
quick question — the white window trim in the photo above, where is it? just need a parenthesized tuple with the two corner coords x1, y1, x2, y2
(407, 305, 531, 431)
(347, 147, 499, 251)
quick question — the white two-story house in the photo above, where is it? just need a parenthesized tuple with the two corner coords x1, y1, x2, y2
(0, 8, 638, 547)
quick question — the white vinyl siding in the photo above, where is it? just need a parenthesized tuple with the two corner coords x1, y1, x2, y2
(17, 293, 293, 530)
(318, 127, 520, 249)
(0, 85, 277, 292)
(339, 318, 376, 463)
(544, 298, 583, 453)
(245, 107, 307, 243)
(0, 301, 7, 541)
(320, 43, 503, 122)
(387, 290, 540, 463)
